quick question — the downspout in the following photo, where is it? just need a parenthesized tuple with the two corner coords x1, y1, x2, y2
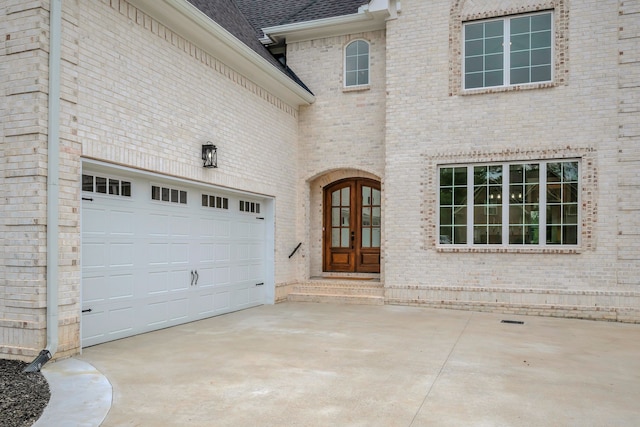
(24, 0, 62, 373)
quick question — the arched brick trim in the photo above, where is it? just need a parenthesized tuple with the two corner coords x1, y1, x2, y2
(449, 0, 569, 96)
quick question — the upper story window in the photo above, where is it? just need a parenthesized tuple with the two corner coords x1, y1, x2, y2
(463, 12, 552, 90)
(345, 40, 369, 87)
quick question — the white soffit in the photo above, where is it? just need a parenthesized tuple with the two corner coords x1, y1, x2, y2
(262, 0, 399, 44)
(128, 0, 315, 106)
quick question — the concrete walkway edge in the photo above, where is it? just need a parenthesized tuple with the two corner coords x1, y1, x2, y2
(35, 358, 112, 427)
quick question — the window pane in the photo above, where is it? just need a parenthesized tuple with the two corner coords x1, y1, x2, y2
(531, 48, 551, 66)
(511, 34, 530, 51)
(547, 163, 562, 181)
(332, 207, 340, 227)
(332, 190, 340, 206)
(465, 56, 484, 73)
(358, 70, 369, 85)
(563, 162, 579, 181)
(346, 71, 357, 86)
(372, 207, 381, 226)
(362, 228, 371, 248)
(332, 229, 340, 247)
(531, 13, 552, 32)
(372, 189, 381, 205)
(362, 207, 371, 226)
(511, 68, 530, 85)
(485, 70, 503, 87)
(510, 16, 530, 35)
(372, 228, 381, 247)
(531, 31, 551, 49)
(564, 226, 578, 244)
(121, 181, 131, 197)
(346, 56, 357, 70)
(465, 39, 484, 56)
(474, 187, 487, 204)
(485, 53, 503, 71)
(531, 65, 551, 82)
(180, 191, 187, 204)
(454, 207, 467, 224)
(511, 51, 530, 68)
(341, 187, 350, 205)
(162, 187, 169, 202)
(440, 168, 453, 186)
(202, 194, 208, 206)
(440, 207, 453, 225)
(484, 37, 502, 54)
(465, 73, 484, 89)
(96, 177, 107, 194)
(454, 167, 467, 185)
(346, 43, 357, 56)
(362, 186, 371, 205)
(454, 226, 467, 244)
(453, 187, 467, 205)
(440, 227, 453, 244)
(440, 188, 453, 205)
(152, 186, 160, 200)
(563, 183, 579, 203)
(341, 228, 349, 247)
(171, 189, 178, 203)
(485, 21, 503, 37)
(358, 55, 368, 70)
(82, 175, 94, 192)
(109, 179, 120, 195)
(341, 208, 350, 226)
(465, 23, 484, 40)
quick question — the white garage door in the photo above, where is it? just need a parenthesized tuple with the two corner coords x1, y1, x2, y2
(81, 167, 269, 347)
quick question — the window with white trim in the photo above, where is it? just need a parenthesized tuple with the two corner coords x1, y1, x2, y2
(345, 40, 369, 87)
(438, 160, 579, 246)
(463, 12, 552, 89)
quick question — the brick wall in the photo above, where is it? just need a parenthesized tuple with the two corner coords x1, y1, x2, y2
(1, 0, 304, 358)
(383, 0, 638, 320)
(287, 30, 387, 278)
(1, 0, 81, 359)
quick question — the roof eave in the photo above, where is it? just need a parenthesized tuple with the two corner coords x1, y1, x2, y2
(128, 0, 315, 106)
(262, 1, 399, 44)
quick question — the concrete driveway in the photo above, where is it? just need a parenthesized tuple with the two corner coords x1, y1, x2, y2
(77, 302, 640, 426)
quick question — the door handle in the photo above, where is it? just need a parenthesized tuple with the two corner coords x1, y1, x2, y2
(194, 270, 199, 285)
(190, 270, 195, 286)
(351, 231, 355, 249)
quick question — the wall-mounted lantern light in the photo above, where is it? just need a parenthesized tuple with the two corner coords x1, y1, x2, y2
(202, 143, 217, 168)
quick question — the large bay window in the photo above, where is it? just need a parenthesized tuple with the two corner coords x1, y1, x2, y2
(439, 160, 579, 247)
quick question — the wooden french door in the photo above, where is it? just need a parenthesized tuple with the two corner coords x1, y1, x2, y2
(323, 178, 380, 273)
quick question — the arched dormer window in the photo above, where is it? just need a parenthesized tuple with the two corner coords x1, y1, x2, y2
(344, 40, 369, 87)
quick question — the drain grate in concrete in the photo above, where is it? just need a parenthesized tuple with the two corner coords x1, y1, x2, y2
(501, 320, 525, 325)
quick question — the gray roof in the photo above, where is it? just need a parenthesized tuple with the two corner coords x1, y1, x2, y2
(186, 0, 312, 93)
(187, 1, 369, 94)
(234, 0, 368, 38)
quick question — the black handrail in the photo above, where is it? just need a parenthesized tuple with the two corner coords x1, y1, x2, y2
(288, 242, 302, 259)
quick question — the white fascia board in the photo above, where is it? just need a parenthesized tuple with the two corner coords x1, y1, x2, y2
(263, 0, 396, 44)
(128, 0, 315, 106)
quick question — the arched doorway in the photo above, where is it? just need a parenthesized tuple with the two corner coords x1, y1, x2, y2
(323, 178, 380, 272)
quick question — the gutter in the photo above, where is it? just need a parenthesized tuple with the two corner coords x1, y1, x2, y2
(24, 0, 62, 373)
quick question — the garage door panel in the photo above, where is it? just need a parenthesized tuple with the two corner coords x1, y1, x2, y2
(108, 273, 134, 300)
(83, 242, 107, 269)
(147, 270, 169, 294)
(82, 171, 268, 348)
(109, 210, 135, 235)
(83, 275, 106, 303)
(169, 270, 190, 291)
(148, 213, 170, 236)
(148, 242, 170, 265)
(170, 243, 190, 265)
(109, 243, 134, 267)
(83, 208, 108, 235)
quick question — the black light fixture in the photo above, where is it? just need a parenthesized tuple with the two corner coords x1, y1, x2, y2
(202, 143, 217, 168)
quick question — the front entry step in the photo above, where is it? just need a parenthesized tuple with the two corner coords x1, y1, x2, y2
(288, 278, 384, 306)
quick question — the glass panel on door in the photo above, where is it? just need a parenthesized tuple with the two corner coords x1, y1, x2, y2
(331, 187, 350, 248)
(361, 186, 381, 249)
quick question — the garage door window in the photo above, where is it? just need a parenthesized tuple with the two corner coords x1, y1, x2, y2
(83, 174, 131, 197)
(152, 185, 187, 204)
(202, 194, 229, 209)
(239, 200, 260, 213)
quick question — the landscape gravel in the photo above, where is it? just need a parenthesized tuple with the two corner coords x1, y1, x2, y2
(0, 359, 50, 427)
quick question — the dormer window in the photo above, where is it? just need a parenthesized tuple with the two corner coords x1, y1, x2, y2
(345, 40, 369, 87)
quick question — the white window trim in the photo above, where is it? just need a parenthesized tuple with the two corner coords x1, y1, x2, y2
(437, 159, 581, 249)
(343, 39, 370, 89)
(462, 11, 554, 91)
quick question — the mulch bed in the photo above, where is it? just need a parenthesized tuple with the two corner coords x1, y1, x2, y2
(0, 359, 50, 427)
